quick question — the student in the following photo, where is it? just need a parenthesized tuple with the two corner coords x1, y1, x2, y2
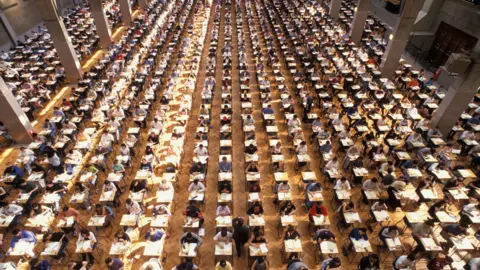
(105, 257, 124, 270)
(214, 228, 233, 246)
(379, 225, 399, 247)
(29, 258, 51, 270)
(179, 232, 203, 250)
(77, 229, 97, 265)
(359, 254, 380, 270)
(321, 257, 341, 270)
(427, 255, 453, 270)
(393, 253, 417, 270)
(251, 257, 269, 270)
(215, 260, 232, 270)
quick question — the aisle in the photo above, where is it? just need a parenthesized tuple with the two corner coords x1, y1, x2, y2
(162, 0, 221, 268)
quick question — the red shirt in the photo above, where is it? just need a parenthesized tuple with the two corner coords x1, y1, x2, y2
(309, 205, 328, 217)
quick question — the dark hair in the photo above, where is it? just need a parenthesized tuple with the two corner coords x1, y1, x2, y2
(105, 258, 112, 264)
(29, 258, 39, 266)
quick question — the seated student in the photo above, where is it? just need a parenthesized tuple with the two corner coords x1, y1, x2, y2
(214, 228, 233, 245)
(125, 197, 142, 215)
(221, 105, 232, 114)
(321, 257, 341, 270)
(393, 253, 417, 270)
(379, 225, 399, 247)
(251, 257, 269, 270)
(130, 179, 147, 193)
(427, 255, 453, 270)
(139, 158, 153, 172)
(249, 181, 261, 193)
(105, 257, 124, 270)
(334, 177, 351, 191)
(309, 201, 328, 223)
(412, 219, 436, 253)
(218, 156, 232, 172)
(190, 162, 205, 175)
(180, 232, 203, 250)
(174, 258, 198, 270)
(76, 229, 97, 265)
(29, 259, 51, 270)
(305, 182, 322, 208)
(284, 225, 300, 240)
(158, 178, 174, 192)
(280, 201, 296, 216)
(313, 227, 336, 246)
(247, 202, 264, 216)
(195, 131, 208, 141)
(114, 230, 131, 244)
(145, 228, 165, 242)
(245, 143, 258, 155)
(216, 203, 231, 217)
(245, 162, 259, 173)
(338, 201, 357, 228)
(286, 255, 308, 270)
(57, 206, 80, 234)
(359, 254, 380, 270)
(248, 230, 267, 247)
(0, 202, 23, 224)
(188, 179, 205, 193)
(147, 132, 159, 144)
(184, 200, 204, 227)
(94, 203, 114, 227)
(216, 260, 232, 270)
(10, 229, 37, 256)
(43, 231, 68, 259)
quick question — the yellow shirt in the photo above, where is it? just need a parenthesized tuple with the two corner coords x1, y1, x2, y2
(215, 262, 233, 270)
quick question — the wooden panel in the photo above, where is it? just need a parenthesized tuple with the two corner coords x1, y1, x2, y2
(428, 21, 478, 67)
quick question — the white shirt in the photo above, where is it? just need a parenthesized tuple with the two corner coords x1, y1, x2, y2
(296, 145, 307, 155)
(334, 180, 351, 191)
(48, 153, 61, 166)
(213, 231, 233, 243)
(151, 120, 163, 130)
(101, 133, 114, 145)
(194, 147, 208, 156)
(126, 201, 142, 215)
(188, 182, 205, 193)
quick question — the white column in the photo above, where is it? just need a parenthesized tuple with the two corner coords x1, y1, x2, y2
(139, 0, 148, 10)
(0, 78, 33, 144)
(380, 0, 425, 78)
(349, 0, 371, 44)
(89, 0, 112, 48)
(119, 0, 133, 25)
(329, 0, 342, 20)
(0, 9, 17, 46)
(431, 54, 480, 136)
(36, 0, 83, 82)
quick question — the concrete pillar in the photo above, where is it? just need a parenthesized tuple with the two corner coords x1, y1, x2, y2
(139, 0, 148, 9)
(431, 54, 480, 136)
(329, 0, 342, 20)
(0, 78, 33, 144)
(89, 0, 112, 48)
(119, 0, 133, 25)
(380, 0, 425, 78)
(36, 0, 83, 82)
(349, 0, 371, 44)
(0, 9, 17, 46)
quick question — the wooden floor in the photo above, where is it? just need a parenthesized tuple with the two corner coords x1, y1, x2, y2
(0, 0, 475, 269)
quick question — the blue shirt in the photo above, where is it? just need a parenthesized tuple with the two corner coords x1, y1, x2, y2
(349, 228, 368, 241)
(33, 260, 50, 270)
(5, 165, 24, 177)
(11, 230, 37, 248)
(150, 229, 164, 242)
